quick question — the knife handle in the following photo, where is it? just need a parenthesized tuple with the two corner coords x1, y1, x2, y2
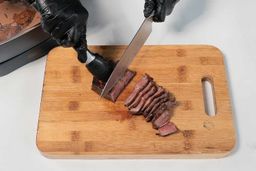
(75, 46, 115, 82)
(86, 51, 115, 82)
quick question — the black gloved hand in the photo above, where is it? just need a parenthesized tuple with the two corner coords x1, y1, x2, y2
(33, 0, 88, 47)
(144, 0, 179, 22)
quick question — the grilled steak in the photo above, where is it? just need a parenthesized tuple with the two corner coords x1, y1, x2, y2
(156, 122, 178, 137)
(141, 86, 165, 114)
(124, 74, 178, 137)
(145, 97, 170, 122)
(124, 74, 152, 107)
(153, 110, 172, 129)
(142, 85, 157, 101)
(108, 70, 136, 102)
(129, 85, 157, 114)
(92, 69, 136, 102)
(128, 81, 155, 109)
(152, 101, 175, 122)
(144, 92, 169, 115)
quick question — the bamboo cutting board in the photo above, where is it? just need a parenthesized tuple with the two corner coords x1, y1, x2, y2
(37, 45, 236, 159)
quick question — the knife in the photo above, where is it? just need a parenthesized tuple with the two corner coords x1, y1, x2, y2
(100, 16, 154, 98)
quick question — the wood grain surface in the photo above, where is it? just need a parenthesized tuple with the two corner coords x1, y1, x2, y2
(37, 45, 236, 159)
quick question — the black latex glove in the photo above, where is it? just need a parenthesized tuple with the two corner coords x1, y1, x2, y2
(144, 0, 179, 22)
(33, 0, 88, 47)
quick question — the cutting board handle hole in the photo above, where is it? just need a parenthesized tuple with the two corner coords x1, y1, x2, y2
(202, 77, 217, 117)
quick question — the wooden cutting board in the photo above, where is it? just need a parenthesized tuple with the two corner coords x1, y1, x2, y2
(37, 45, 236, 159)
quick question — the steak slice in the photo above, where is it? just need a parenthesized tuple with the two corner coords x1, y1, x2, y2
(129, 85, 157, 115)
(123, 70, 136, 85)
(152, 103, 168, 121)
(128, 81, 154, 109)
(152, 101, 175, 122)
(141, 86, 165, 114)
(145, 97, 169, 122)
(92, 69, 136, 102)
(124, 74, 152, 107)
(108, 70, 136, 102)
(144, 92, 169, 115)
(157, 122, 178, 137)
(153, 110, 172, 129)
(145, 92, 176, 120)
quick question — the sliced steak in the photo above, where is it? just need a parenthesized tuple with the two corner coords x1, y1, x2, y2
(152, 103, 168, 122)
(124, 74, 152, 107)
(149, 96, 169, 114)
(142, 84, 157, 101)
(129, 85, 157, 115)
(153, 110, 172, 129)
(167, 98, 177, 107)
(152, 101, 175, 122)
(92, 78, 106, 93)
(128, 81, 154, 109)
(141, 86, 165, 114)
(123, 74, 178, 137)
(144, 92, 169, 115)
(157, 122, 178, 137)
(108, 70, 136, 102)
(92, 69, 136, 102)
(123, 70, 136, 85)
(145, 97, 169, 122)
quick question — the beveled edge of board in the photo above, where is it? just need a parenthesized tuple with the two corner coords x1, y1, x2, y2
(37, 151, 236, 159)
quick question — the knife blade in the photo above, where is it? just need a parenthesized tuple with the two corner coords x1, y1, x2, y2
(100, 16, 153, 98)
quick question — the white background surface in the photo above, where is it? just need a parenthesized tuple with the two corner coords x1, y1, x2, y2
(0, 0, 256, 170)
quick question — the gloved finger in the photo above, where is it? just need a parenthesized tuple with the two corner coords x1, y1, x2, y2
(144, 0, 155, 18)
(73, 25, 87, 46)
(41, 15, 65, 34)
(33, 0, 48, 13)
(153, 0, 166, 22)
(50, 15, 76, 39)
(69, 27, 80, 46)
(40, 3, 75, 34)
(58, 37, 75, 47)
(57, 28, 78, 47)
(57, 28, 76, 47)
(165, 0, 180, 16)
(34, 0, 70, 14)
(61, 25, 87, 47)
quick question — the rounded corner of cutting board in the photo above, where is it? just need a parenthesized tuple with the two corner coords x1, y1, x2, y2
(202, 44, 222, 52)
(35, 139, 48, 158)
(221, 135, 237, 158)
(205, 45, 225, 57)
